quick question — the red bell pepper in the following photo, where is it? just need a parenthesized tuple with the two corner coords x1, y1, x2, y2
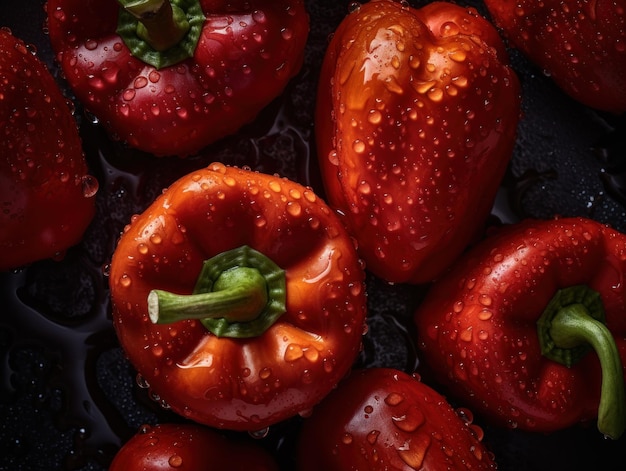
(414, 217, 626, 439)
(297, 367, 497, 470)
(108, 162, 368, 431)
(109, 423, 278, 470)
(46, 0, 309, 156)
(0, 28, 97, 272)
(315, 0, 521, 284)
(483, 0, 626, 114)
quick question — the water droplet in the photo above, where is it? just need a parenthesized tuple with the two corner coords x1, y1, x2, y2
(168, 455, 183, 467)
(148, 70, 160, 83)
(81, 175, 99, 198)
(259, 367, 272, 380)
(284, 343, 304, 362)
(392, 407, 425, 432)
(252, 10, 267, 23)
(397, 433, 430, 468)
(248, 427, 269, 439)
(136, 374, 150, 389)
(460, 326, 473, 342)
(348, 2, 361, 14)
(286, 201, 302, 216)
(384, 392, 404, 406)
(120, 274, 131, 287)
(367, 110, 382, 124)
(134, 76, 148, 88)
(122, 89, 136, 101)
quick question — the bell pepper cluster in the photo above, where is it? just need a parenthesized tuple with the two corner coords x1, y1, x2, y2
(3, 0, 626, 469)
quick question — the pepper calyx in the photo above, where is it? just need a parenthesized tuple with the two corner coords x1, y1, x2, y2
(148, 245, 286, 338)
(537, 285, 626, 439)
(116, 0, 205, 69)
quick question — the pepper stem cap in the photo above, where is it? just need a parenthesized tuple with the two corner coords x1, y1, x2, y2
(537, 285, 626, 439)
(116, 0, 205, 69)
(148, 246, 286, 338)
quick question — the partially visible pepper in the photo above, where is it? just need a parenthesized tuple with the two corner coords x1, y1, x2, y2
(414, 217, 626, 439)
(0, 28, 97, 271)
(109, 162, 368, 431)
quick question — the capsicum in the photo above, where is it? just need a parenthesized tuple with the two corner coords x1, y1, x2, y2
(0, 28, 97, 271)
(46, 0, 309, 156)
(414, 217, 626, 439)
(315, 0, 521, 284)
(297, 368, 497, 470)
(108, 162, 368, 431)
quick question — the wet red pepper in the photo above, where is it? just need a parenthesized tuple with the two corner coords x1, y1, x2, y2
(483, 0, 626, 114)
(297, 367, 497, 470)
(315, 0, 521, 284)
(46, 0, 309, 156)
(109, 423, 279, 470)
(108, 162, 367, 432)
(0, 28, 97, 271)
(414, 217, 626, 439)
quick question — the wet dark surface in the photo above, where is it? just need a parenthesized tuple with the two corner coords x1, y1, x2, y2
(1, 1, 626, 470)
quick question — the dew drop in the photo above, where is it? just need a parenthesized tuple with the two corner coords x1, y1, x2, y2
(148, 70, 161, 83)
(397, 433, 430, 469)
(84, 39, 98, 50)
(352, 139, 366, 154)
(367, 109, 382, 124)
(286, 201, 302, 217)
(384, 392, 404, 406)
(358, 180, 371, 195)
(284, 343, 304, 362)
(440, 21, 460, 36)
(252, 10, 267, 23)
(134, 76, 148, 88)
(81, 175, 99, 197)
(249, 427, 270, 439)
(392, 407, 425, 433)
(168, 455, 183, 467)
(120, 274, 131, 287)
(259, 367, 272, 380)
(122, 89, 136, 101)
(136, 374, 150, 389)
(348, 2, 361, 14)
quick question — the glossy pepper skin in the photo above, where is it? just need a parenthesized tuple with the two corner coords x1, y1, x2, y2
(46, 0, 309, 156)
(483, 0, 626, 114)
(414, 217, 626, 439)
(109, 162, 367, 432)
(297, 368, 497, 470)
(0, 28, 97, 272)
(109, 423, 278, 470)
(315, 0, 521, 284)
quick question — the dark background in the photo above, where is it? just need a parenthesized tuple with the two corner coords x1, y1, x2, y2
(1, 0, 625, 469)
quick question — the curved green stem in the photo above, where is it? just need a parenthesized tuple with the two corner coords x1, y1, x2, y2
(537, 285, 626, 439)
(148, 246, 286, 338)
(116, 0, 205, 69)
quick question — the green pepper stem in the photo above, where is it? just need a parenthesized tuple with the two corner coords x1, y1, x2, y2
(147, 246, 286, 339)
(538, 286, 626, 439)
(549, 304, 625, 439)
(117, 0, 189, 51)
(148, 267, 269, 324)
